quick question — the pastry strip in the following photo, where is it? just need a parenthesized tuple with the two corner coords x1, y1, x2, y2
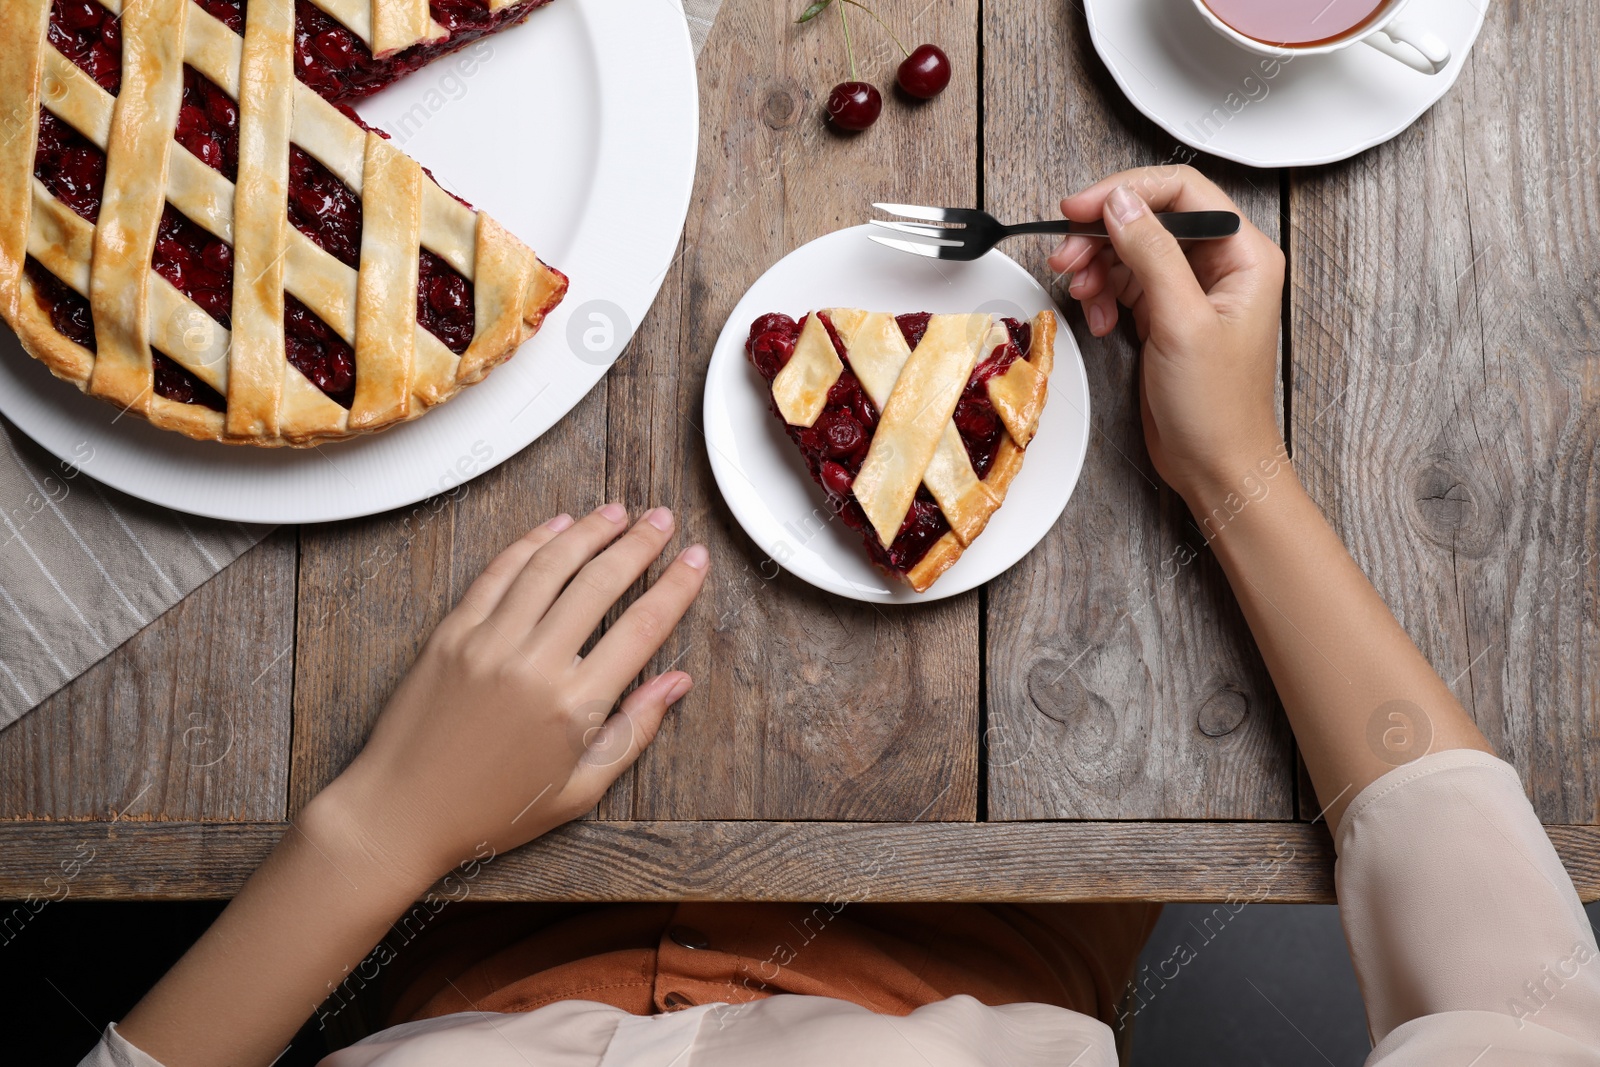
(371, 0, 445, 56)
(986, 313, 1054, 448)
(184, 3, 243, 95)
(227, 0, 297, 438)
(87, 0, 189, 414)
(852, 312, 989, 547)
(351, 132, 423, 429)
(772, 312, 843, 427)
(39, 46, 110, 146)
(150, 277, 231, 392)
(310, 0, 376, 45)
(28, 183, 91, 295)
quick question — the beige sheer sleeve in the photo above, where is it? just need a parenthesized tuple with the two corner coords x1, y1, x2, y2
(78, 1023, 166, 1067)
(1336, 749, 1600, 1065)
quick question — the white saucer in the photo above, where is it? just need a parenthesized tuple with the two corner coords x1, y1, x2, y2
(1084, 0, 1487, 167)
(701, 226, 1091, 604)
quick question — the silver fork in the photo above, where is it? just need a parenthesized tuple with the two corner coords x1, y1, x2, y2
(869, 202, 1241, 261)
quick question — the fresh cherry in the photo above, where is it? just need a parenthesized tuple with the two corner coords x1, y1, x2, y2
(826, 81, 881, 131)
(897, 44, 950, 99)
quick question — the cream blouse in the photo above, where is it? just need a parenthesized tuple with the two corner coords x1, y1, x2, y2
(84, 750, 1600, 1066)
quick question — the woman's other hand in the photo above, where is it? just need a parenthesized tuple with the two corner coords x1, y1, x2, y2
(1047, 165, 1285, 506)
(315, 504, 709, 884)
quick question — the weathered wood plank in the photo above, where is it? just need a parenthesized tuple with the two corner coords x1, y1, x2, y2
(0, 532, 297, 821)
(1289, 2, 1599, 823)
(596, 0, 982, 820)
(287, 389, 608, 812)
(981, 0, 1294, 819)
(3, 818, 1597, 904)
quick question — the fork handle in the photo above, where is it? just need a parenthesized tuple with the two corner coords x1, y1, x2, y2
(1003, 210, 1240, 241)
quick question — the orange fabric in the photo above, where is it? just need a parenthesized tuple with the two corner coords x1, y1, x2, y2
(389, 902, 1160, 1031)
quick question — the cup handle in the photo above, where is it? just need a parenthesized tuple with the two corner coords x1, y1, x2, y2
(1363, 20, 1451, 75)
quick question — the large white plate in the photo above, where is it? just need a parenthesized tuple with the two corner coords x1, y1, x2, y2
(0, 0, 698, 523)
(703, 226, 1091, 604)
(1084, 0, 1487, 168)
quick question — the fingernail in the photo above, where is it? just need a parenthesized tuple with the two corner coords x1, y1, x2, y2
(644, 506, 674, 532)
(1050, 239, 1070, 260)
(598, 502, 627, 523)
(546, 513, 574, 532)
(680, 544, 709, 570)
(1108, 184, 1145, 226)
(1088, 304, 1107, 334)
(666, 674, 693, 702)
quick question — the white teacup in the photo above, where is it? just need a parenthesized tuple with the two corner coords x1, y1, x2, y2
(1191, 0, 1452, 75)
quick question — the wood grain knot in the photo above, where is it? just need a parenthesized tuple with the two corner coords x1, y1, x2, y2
(1026, 657, 1090, 727)
(1196, 685, 1249, 737)
(762, 84, 802, 129)
(1409, 461, 1498, 556)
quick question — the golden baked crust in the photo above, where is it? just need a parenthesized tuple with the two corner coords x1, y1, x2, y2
(0, 0, 567, 448)
(905, 531, 965, 594)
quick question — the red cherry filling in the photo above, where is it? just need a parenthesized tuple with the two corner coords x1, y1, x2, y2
(886, 489, 952, 573)
(24, 257, 96, 351)
(429, 0, 499, 32)
(33, 110, 106, 224)
(152, 349, 226, 410)
(291, 0, 553, 105)
(417, 249, 474, 353)
(192, 0, 246, 33)
(955, 318, 1030, 478)
(284, 294, 356, 406)
(152, 205, 234, 327)
(288, 145, 363, 268)
(894, 312, 930, 349)
(48, 0, 122, 96)
(174, 65, 240, 182)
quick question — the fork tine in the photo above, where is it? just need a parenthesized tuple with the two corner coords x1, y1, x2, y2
(872, 202, 958, 223)
(867, 234, 946, 259)
(869, 219, 964, 245)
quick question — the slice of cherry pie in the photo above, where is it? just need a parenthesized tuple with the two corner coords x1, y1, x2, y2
(0, 0, 567, 446)
(747, 308, 1055, 592)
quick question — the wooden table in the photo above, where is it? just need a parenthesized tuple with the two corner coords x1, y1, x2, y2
(2, 0, 1596, 904)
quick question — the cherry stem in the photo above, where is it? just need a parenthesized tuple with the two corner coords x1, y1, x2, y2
(838, 1, 858, 81)
(839, 0, 909, 57)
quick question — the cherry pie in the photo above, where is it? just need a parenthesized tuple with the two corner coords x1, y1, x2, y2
(747, 308, 1055, 592)
(0, 0, 567, 446)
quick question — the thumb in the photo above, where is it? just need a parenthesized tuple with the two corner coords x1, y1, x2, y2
(1103, 185, 1210, 325)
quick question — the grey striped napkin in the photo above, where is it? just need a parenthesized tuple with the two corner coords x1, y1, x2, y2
(0, 419, 269, 726)
(0, 0, 720, 729)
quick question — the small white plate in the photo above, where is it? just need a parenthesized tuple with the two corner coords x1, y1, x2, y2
(1084, 0, 1487, 168)
(702, 226, 1091, 604)
(0, 0, 698, 523)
